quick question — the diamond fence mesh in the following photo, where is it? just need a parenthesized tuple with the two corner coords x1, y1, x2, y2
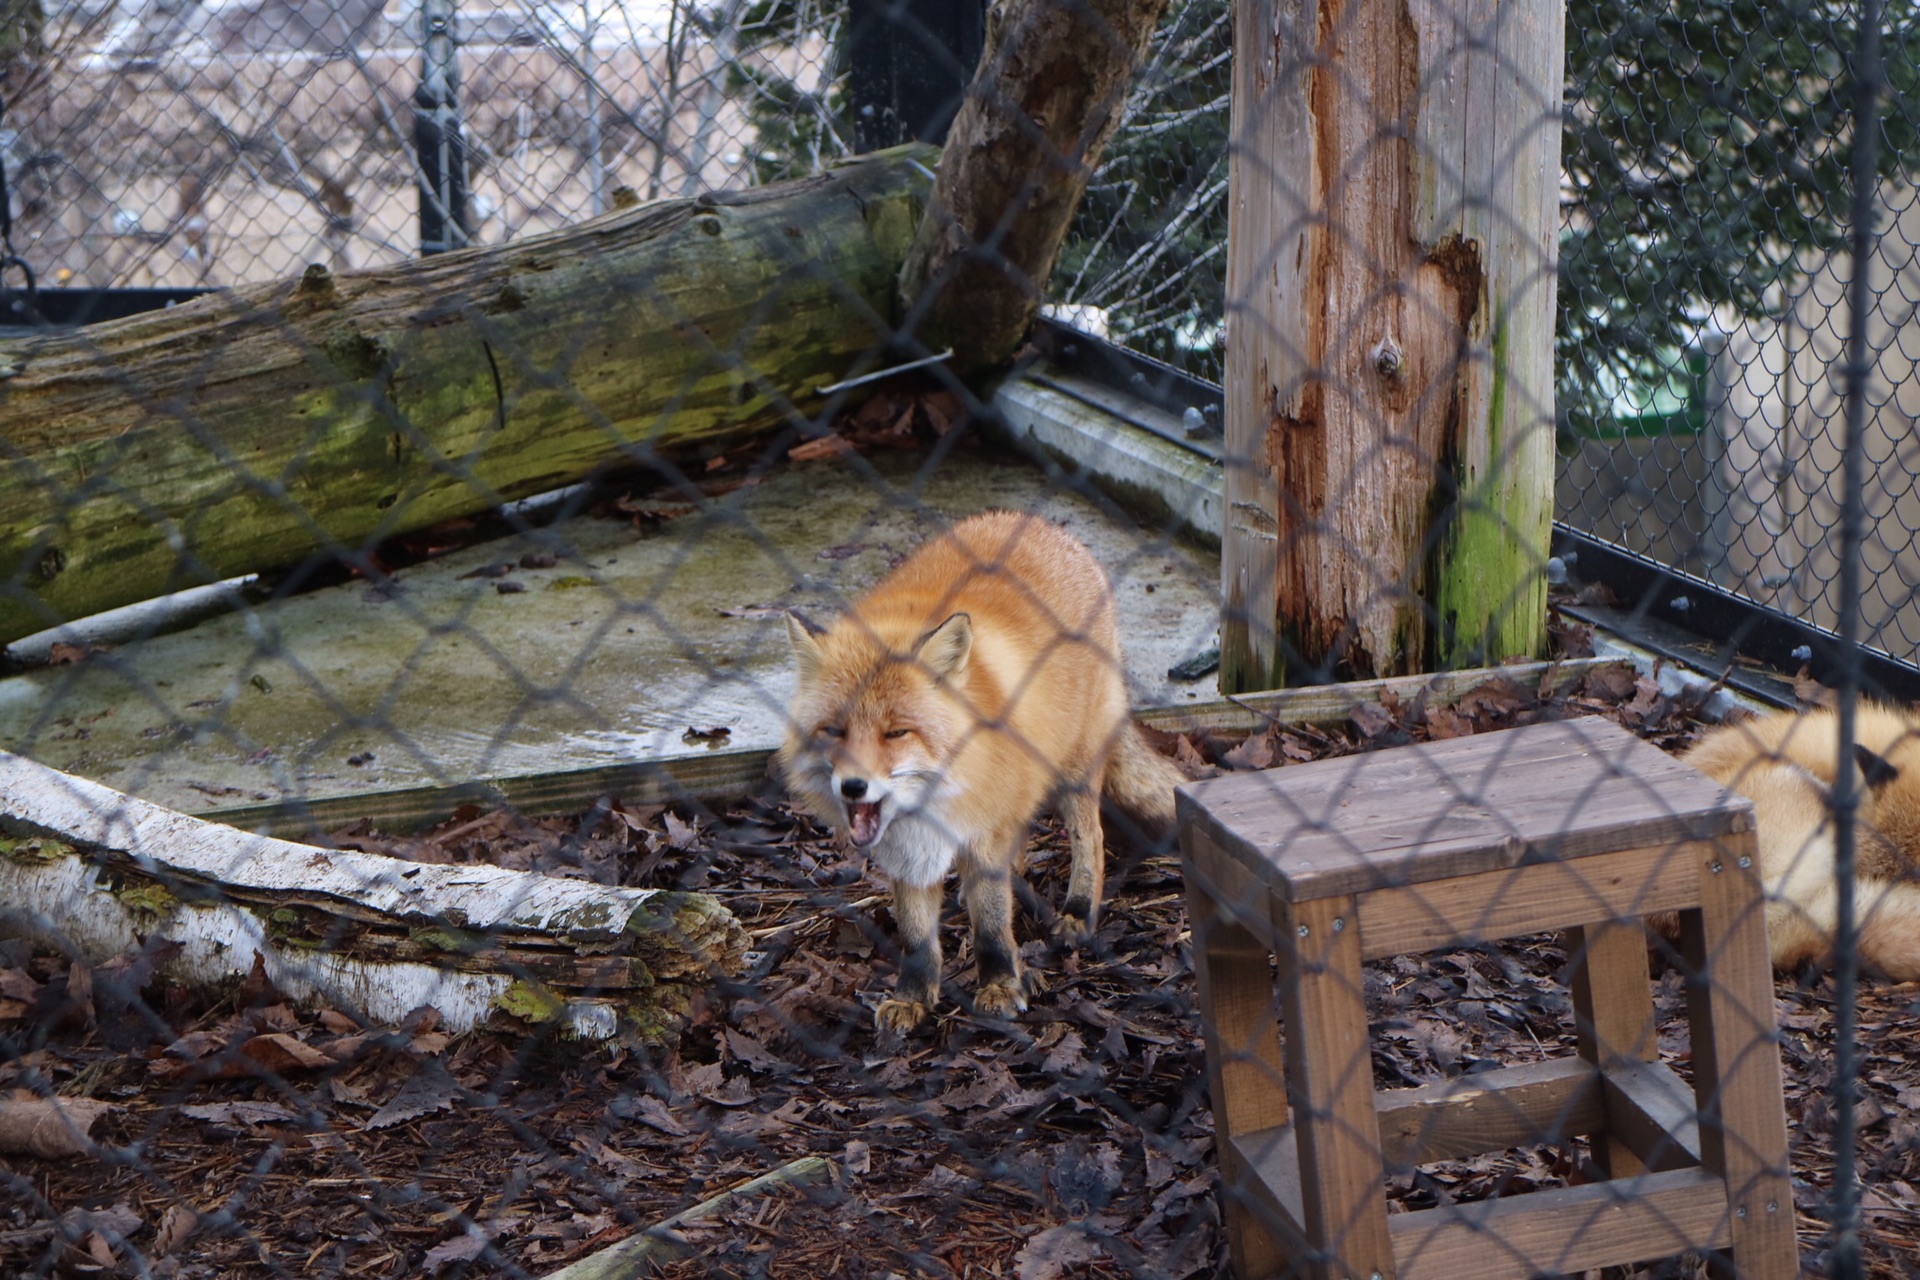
(0, 0, 1913, 1279)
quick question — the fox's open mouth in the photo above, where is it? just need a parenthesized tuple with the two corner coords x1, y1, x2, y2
(848, 801, 883, 847)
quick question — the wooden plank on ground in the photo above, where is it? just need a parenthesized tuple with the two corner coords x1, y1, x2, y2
(1372, 1057, 1603, 1168)
(1604, 1060, 1705, 1173)
(204, 656, 1629, 838)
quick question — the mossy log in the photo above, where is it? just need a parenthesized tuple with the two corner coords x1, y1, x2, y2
(0, 146, 935, 647)
(0, 750, 747, 1040)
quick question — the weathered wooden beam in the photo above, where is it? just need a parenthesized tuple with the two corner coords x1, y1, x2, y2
(1220, 0, 1564, 689)
(204, 657, 1629, 838)
(0, 751, 746, 1039)
(0, 146, 935, 647)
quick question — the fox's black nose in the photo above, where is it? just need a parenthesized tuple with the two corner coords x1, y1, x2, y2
(840, 777, 868, 800)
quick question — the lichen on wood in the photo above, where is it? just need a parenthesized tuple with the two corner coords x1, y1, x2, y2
(1219, 0, 1562, 689)
(0, 146, 936, 646)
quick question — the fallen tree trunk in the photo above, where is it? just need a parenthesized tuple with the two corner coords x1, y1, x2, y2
(896, 0, 1169, 372)
(0, 146, 934, 648)
(0, 751, 746, 1040)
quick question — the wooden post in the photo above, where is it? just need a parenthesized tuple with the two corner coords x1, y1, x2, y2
(1219, 0, 1564, 690)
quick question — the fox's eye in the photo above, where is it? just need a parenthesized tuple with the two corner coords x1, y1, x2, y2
(884, 728, 912, 740)
(817, 725, 845, 740)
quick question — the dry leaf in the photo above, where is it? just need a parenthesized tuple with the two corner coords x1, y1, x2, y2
(663, 811, 701, 850)
(1220, 731, 1275, 771)
(788, 434, 854, 462)
(1015, 1223, 1112, 1280)
(366, 1061, 459, 1130)
(0, 1096, 114, 1158)
(239, 1033, 332, 1074)
(154, 1203, 198, 1256)
(180, 1101, 299, 1128)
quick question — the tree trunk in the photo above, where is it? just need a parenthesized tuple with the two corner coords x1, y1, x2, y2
(0, 750, 745, 1040)
(0, 146, 933, 648)
(897, 0, 1169, 373)
(1218, 0, 1563, 691)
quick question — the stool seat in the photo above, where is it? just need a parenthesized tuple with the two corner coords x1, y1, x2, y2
(1178, 717, 1797, 1280)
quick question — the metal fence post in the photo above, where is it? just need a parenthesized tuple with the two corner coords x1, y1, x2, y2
(415, 0, 469, 256)
(846, 0, 984, 151)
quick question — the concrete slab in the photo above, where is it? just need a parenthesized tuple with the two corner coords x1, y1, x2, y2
(0, 447, 1221, 818)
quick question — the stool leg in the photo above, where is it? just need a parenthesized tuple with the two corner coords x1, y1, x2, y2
(1186, 872, 1293, 1279)
(1277, 894, 1394, 1280)
(1679, 833, 1797, 1279)
(1568, 917, 1658, 1176)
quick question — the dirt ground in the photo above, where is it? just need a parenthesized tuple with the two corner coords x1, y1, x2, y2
(2, 663, 1918, 1278)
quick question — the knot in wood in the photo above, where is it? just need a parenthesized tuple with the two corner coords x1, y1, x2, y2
(34, 547, 65, 583)
(1371, 336, 1403, 379)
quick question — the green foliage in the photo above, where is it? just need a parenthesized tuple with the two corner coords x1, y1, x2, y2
(728, 0, 1920, 423)
(1560, 0, 1920, 437)
(722, 0, 853, 185)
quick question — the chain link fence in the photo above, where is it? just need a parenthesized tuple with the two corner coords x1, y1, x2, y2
(0, 0, 842, 285)
(0, 0, 1913, 1278)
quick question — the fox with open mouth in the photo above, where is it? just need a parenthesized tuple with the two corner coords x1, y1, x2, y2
(775, 511, 1184, 1032)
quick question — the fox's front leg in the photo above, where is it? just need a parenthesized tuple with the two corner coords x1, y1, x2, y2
(876, 879, 943, 1033)
(962, 835, 1028, 1019)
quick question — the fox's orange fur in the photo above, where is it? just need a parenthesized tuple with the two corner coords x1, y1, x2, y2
(1676, 705, 1920, 981)
(775, 511, 1184, 1031)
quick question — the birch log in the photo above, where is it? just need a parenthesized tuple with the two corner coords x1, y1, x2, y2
(1218, 0, 1563, 690)
(0, 146, 933, 648)
(0, 751, 746, 1039)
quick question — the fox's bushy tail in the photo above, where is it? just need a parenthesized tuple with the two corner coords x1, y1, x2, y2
(1104, 724, 1187, 843)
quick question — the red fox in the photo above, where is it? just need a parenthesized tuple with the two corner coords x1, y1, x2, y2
(776, 511, 1185, 1031)
(1674, 704, 1920, 980)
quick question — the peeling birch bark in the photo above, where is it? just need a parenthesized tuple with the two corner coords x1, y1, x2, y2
(0, 752, 745, 1040)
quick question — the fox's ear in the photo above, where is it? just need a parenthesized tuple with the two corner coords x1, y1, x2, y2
(915, 612, 972, 679)
(786, 610, 827, 678)
(1855, 742, 1901, 791)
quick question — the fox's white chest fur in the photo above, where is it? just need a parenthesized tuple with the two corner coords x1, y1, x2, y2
(868, 807, 968, 888)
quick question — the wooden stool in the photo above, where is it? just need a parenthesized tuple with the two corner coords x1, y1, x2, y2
(1177, 717, 1797, 1280)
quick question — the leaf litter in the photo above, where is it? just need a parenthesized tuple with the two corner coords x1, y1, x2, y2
(1, 666, 1915, 1277)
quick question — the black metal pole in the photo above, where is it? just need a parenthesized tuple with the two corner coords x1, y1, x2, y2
(1830, 0, 1883, 1275)
(846, 0, 985, 151)
(415, 0, 469, 256)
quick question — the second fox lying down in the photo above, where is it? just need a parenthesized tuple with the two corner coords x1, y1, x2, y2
(1677, 703, 1920, 981)
(776, 511, 1184, 1032)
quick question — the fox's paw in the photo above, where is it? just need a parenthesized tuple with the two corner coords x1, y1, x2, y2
(874, 997, 931, 1034)
(973, 975, 1028, 1020)
(1052, 909, 1096, 949)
